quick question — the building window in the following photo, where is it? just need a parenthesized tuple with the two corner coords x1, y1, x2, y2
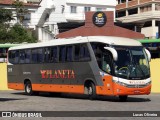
(96, 8, 106, 11)
(128, 8, 138, 15)
(156, 4, 160, 11)
(84, 7, 91, 12)
(116, 11, 126, 18)
(143, 21, 152, 28)
(140, 5, 152, 13)
(70, 6, 77, 13)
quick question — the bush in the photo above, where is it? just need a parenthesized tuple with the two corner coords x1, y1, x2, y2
(0, 24, 37, 43)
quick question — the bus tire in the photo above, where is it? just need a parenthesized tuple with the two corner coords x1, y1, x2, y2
(119, 95, 128, 102)
(25, 81, 33, 95)
(87, 82, 96, 100)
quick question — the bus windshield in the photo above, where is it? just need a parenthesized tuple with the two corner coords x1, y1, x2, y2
(113, 46, 150, 80)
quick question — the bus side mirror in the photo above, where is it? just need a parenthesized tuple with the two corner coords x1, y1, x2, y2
(145, 49, 151, 62)
(104, 47, 118, 61)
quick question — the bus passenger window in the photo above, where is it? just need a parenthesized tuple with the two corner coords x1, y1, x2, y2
(59, 46, 66, 62)
(66, 46, 73, 62)
(74, 45, 80, 61)
(50, 47, 58, 62)
(8, 51, 15, 64)
(25, 49, 31, 63)
(19, 50, 25, 64)
(14, 50, 19, 64)
(44, 48, 50, 63)
(37, 48, 43, 63)
(31, 49, 37, 63)
(79, 44, 90, 61)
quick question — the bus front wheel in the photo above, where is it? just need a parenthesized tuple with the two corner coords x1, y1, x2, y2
(25, 81, 33, 95)
(86, 82, 96, 100)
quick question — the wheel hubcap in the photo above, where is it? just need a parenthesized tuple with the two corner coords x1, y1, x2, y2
(88, 86, 93, 95)
(26, 84, 31, 93)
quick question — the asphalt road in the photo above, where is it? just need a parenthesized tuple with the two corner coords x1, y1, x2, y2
(0, 90, 160, 120)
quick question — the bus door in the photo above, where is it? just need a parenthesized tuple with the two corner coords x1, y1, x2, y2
(101, 52, 114, 95)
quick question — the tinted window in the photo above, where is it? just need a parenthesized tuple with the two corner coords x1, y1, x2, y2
(91, 42, 108, 67)
(37, 48, 43, 63)
(66, 46, 73, 62)
(25, 49, 31, 63)
(74, 45, 80, 61)
(9, 51, 15, 64)
(14, 50, 19, 64)
(50, 47, 58, 62)
(79, 44, 90, 61)
(59, 46, 66, 62)
(31, 49, 37, 63)
(19, 50, 25, 64)
(44, 47, 50, 63)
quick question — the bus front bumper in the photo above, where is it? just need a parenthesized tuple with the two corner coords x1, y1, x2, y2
(113, 83, 151, 96)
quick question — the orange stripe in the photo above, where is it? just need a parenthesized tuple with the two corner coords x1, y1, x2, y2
(8, 83, 84, 94)
(8, 83, 24, 90)
(32, 84, 84, 94)
(8, 82, 151, 96)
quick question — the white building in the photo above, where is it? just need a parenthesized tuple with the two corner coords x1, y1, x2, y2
(0, 0, 40, 28)
(31, 0, 117, 42)
(116, 0, 160, 39)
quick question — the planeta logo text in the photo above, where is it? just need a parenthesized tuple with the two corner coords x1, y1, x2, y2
(40, 70, 75, 79)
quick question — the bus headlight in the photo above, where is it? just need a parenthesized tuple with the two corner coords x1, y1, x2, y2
(114, 81, 128, 87)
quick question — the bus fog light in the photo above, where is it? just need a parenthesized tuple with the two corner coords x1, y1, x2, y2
(107, 84, 110, 87)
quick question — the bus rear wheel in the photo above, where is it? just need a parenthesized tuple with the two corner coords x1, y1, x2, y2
(119, 95, 128, 102)
(86, 82, 96, 100)
(25, 81, 33, 95)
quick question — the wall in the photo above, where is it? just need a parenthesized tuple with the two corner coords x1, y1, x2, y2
(141, 26, 158, 38)
(0, 63, 8, 90)
(65, 0, 116, 22)
(57, 11, 145, 39)
(150, 58, 160, 93)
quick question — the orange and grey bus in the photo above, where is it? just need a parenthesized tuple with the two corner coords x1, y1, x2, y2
(7, 36, 151, 101)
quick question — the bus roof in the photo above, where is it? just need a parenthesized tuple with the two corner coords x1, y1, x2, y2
(0, 44, 20, 48)
(8, 36, 142, 50)
(138, 39, 160, 43)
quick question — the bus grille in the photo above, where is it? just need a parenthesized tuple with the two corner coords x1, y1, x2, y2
(126, 84, 148, 88)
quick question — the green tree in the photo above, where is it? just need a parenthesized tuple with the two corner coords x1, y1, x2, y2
(12, 0, 29, 24)
(0, 5, 37, 43)
(0, 24, 37, 43)
(0, 8, 14, 43)
(0, 8, 14, 23)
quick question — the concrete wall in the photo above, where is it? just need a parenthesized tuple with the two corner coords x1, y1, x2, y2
(0, 63, 8, 90)
(141, 26, 158, 38)
(150, 58, 160, 93)
(1, 59, 160, 93)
